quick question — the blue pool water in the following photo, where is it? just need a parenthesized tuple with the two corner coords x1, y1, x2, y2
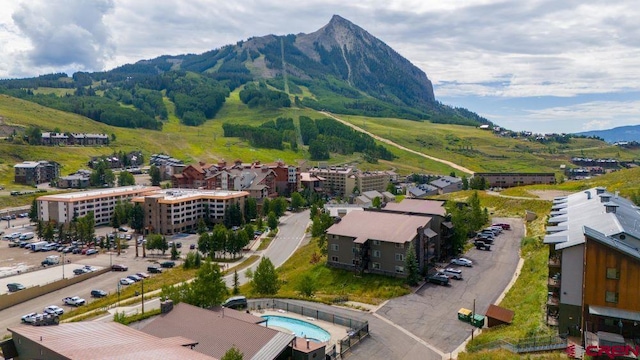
(262, 315, 331, 342)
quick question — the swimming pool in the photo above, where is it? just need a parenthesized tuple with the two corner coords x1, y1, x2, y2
(262, 315, 331, 343)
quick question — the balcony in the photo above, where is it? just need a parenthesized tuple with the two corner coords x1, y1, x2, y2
(548, 278, 561, 288)
(548, 257, 561, 267)
(547, 294, 559, 307)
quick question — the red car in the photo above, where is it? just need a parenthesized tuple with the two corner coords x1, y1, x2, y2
(492, 223, 511, 230)
(111, 264, 128, 272)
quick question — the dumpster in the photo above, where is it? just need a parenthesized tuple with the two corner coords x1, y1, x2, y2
(471, 314, 485, 328)
(458, 308, 472, 323)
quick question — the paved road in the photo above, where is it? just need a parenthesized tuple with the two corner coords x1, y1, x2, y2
(224, 210, 311, 286)
(320, 111, 475, 175)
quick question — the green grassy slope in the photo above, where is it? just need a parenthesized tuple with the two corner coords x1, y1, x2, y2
(334, 114, 640, 172)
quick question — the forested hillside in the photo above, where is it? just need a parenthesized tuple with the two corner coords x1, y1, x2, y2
(0, 15, 490, 130)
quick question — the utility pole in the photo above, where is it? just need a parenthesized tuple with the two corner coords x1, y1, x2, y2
(141, 279, 145, 315)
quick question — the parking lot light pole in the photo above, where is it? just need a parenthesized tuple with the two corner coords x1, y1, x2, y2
(62, 252, 65, 279)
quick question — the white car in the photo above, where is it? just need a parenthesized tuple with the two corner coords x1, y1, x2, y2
(442, 268, 463, 280)
(21, 312, 39, 323)
(451, 258, 473, 267)
(63, 296, 86, 306)
(120, 277, 135, 286)
(44, 305, 64, 316)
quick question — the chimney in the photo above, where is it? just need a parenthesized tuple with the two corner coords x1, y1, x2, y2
(595, 187, 606, 195)
(615, 191, 619, 199)
(584, 191, 591, 200)
(307, 339, 310, 349)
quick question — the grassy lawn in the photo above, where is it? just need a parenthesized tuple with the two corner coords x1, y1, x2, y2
(239, 237, 411, 304)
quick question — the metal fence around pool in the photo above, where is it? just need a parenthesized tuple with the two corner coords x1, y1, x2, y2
(248, 299, 369, 358)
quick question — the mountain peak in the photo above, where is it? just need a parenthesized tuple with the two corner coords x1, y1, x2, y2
(328, 14, 352, 26)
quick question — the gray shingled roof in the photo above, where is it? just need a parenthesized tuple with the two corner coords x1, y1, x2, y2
(327, 211, 431, 244)
(8, 322, 215, 360)
(382, 199, 446, 217)
(140, 303, 293, 360)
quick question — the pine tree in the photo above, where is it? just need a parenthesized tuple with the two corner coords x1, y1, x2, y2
(405, 242, 421, 286)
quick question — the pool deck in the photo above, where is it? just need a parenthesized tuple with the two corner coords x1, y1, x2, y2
(254, 309, 349, 349)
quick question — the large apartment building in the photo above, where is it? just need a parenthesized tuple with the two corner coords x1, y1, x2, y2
(37, 186, 160, 225)
(326, 211, 433, 277)
(172, 159, 297, 200)
(544, 187, 640, 344)
(473, 172, 556, 188)
(306, 165, 391, 198)
(14, 161, 60, 185)
(131, 188, 249, 235)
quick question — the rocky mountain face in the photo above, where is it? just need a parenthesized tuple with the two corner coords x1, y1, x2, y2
(240, 15, 435, 109)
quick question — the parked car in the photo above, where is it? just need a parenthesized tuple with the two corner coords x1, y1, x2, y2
(442, 268, 463, 280)
(83, 265, 97, 272)
(44, 305, 64, 316)
(63, 296, 86, 306)
(112, 264, 128, 272)
(72, 248, 82, 254)
(85, 248, 98, 255)
(176, 242, 182, 248)
(492, 223, 511, 230)
(451, 258, 473, 267)
(7, 283, 25, 292)
(160, 261, 175, 268)
(222, 296, 248, 310)
(474, 240, 492, 251)
(475, 235, 494, 244)
(127, 274, 142, 282)
(119, 278, 134, 286)
(189, 243, 196, 250)
(427, 272, 450, 286)
(21, 312, 42, 323)
(147, 265, 162, 274)
(90, 289, 107, 298)
(136, 272, 150, 279)
(118, 227, 128, 232)
(73, 268, 88, 275)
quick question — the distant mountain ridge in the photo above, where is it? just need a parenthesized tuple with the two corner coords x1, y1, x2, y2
(575, 125, 640, 143)
(0, 15, 490, 127)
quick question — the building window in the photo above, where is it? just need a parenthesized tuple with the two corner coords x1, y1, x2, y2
(372, 240, 380, 246)
(395, 253, 404, 261)
(395, 243, 404, 249)
(395, 266, 404, 273)
(606, 268, 619, 280)
(605, 291, 619, 304)
(331, 256, 338, 262)
(331, 244, 339, 251)
(352, 259, 360, 266)
(372, 262, 380, 270)
(373, 250, 381, 258)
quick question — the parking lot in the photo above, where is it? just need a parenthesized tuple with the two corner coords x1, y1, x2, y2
(374, 217, 523, 355)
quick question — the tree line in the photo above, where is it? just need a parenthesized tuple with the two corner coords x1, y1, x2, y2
(239, 82, 291, 108)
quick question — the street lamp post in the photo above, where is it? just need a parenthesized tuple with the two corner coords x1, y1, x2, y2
(62, 252, 65, 279)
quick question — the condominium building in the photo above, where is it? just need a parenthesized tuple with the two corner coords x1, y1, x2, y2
(473, 172, 556, 188)
(543, 187, 640, 344)
(131, 188, 249, 235)
(306, 165, 391, 198)
(326, 211, 433, 277)
(37, 186, 160, 225)
(14, 161, 60, 185)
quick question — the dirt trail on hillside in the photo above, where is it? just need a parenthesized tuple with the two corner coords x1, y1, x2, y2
(319, 111, 474, 174)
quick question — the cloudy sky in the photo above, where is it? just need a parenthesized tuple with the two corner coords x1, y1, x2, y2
(1, 0, 639, 134)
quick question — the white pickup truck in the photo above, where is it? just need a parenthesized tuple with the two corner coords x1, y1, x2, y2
(62, 296, 86, 306)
